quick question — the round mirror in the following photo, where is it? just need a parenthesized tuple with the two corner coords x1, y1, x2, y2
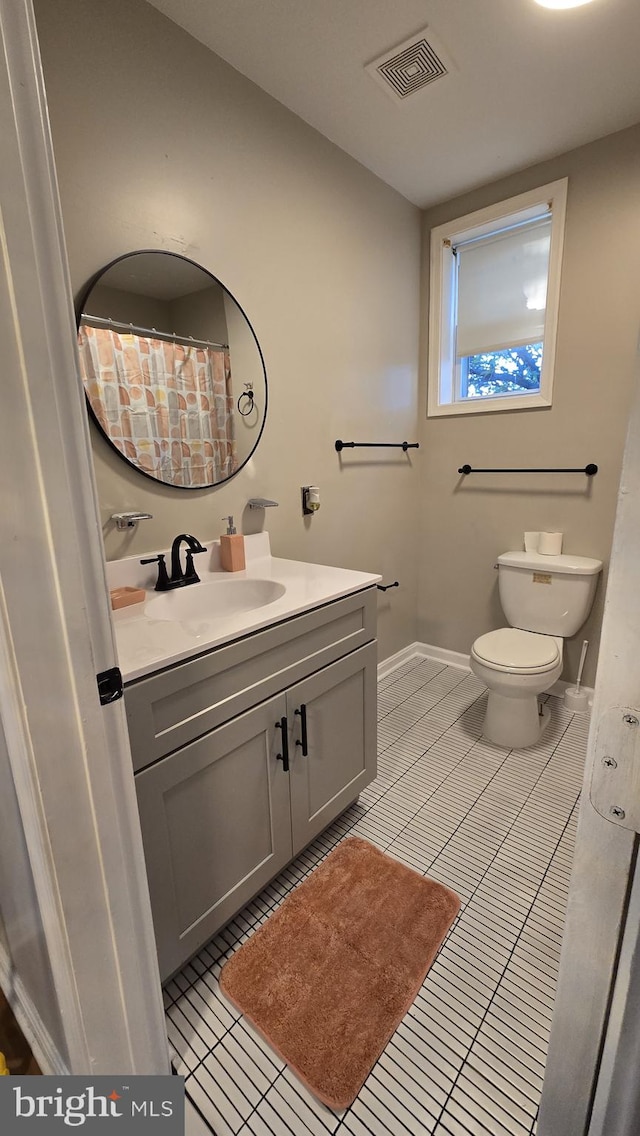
(76, 250, 267, 488)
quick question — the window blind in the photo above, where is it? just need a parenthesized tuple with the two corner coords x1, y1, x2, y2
(455, 216, 552, 359)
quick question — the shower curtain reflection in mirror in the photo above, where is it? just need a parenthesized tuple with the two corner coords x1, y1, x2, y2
(78, 325, 237, 487)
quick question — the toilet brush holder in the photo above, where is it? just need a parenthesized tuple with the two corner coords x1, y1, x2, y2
(563, 685, 590, 712)
(563, 638, 590, 712)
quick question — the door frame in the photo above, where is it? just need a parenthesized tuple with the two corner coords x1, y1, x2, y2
(539, 362, 640, 1135)
(588, 853, 640, 1136)
(0, 0, 168, 1073)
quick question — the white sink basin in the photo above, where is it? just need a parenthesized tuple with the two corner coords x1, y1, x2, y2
(145, 577, 286, 623)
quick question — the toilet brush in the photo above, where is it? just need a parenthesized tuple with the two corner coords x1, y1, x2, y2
(564, 639, 590, 712)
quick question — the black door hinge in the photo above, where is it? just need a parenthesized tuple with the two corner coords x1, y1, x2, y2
(97, 666, 123, 705)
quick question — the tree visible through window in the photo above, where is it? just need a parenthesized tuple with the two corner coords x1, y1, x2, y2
(460, 342, 543, 399)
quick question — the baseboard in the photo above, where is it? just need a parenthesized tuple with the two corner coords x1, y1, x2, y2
(379, 642, 594, 703)
(412, 643, 472, 672)
(546, 677, 595, 704)
(377, 642, 428, 681)
(378, 641, 470, 681)
(0, 941, 68, 1075)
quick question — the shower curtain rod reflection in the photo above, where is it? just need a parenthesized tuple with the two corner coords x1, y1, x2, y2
(81, 313, 229, 351)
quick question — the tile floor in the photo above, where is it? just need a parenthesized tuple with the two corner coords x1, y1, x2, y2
(164, 656, 589, 1136)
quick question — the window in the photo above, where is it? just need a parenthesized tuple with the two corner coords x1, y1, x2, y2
(427, 179, 568, 417)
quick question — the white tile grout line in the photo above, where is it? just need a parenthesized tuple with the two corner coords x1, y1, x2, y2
(165, 656, 587, 1136)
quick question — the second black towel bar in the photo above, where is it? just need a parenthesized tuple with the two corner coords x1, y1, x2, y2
(458, 463, 598, 476)
(336, 440, 419, 452)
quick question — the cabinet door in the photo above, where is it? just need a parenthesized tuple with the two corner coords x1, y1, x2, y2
(135, 692, 292, 980)
(288, 642, 377, 853)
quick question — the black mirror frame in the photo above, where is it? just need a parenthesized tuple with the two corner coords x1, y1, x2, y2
(75, 248, 268, 490)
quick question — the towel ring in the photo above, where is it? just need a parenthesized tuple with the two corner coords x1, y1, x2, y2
(237, 386, 255, 416)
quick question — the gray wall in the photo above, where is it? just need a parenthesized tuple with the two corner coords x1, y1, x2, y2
(86, 283, 170, 329)
(419, 125, 640, 686)
(35, 1, 640, 683)
(34, 0, 422, 664)
(170, 285, 229, 344)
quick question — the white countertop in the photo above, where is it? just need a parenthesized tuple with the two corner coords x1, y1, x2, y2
(106, 533, 381, 682)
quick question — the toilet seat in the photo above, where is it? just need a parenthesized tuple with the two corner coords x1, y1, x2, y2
(472, 628, 560, 674)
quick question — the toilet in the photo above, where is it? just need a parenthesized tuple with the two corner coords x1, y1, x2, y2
(470, 550, 603, 749)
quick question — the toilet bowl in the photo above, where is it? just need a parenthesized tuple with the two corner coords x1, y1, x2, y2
(470, 628, 563, 749)
(471, 549, 602, 750)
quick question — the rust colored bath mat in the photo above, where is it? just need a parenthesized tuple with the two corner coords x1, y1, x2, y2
(219, 836, 460, 1109)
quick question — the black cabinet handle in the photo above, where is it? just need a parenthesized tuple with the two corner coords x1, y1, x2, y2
(275, 717, 289, 772)
(295, 704, 308, 756)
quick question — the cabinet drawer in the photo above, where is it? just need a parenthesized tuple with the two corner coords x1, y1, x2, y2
(126, 587, 376, 771)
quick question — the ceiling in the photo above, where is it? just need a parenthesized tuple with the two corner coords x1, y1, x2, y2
(146, 0, 640, 209)
(95, 253, 216, 301)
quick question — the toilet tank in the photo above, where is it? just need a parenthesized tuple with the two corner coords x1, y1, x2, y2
(497, 551, 603, 637)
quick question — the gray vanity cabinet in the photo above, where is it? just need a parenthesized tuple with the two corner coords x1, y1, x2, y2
(134, 692, 293, 980)
(126, 588, 378, 980)
(287, 643, 376, 852)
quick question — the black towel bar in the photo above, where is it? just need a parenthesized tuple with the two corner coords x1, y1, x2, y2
(458, 463, 598, 476)
(377, 581, 399, 592)
(336, 440, 419, 452)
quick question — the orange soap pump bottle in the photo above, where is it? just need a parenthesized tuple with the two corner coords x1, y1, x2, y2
(220, 515, 246, 572)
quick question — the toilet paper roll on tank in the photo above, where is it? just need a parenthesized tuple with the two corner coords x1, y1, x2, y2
(523, 532, 563, 555)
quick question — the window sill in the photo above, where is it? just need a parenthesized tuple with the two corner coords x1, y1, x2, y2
(428, 391, 552, 417)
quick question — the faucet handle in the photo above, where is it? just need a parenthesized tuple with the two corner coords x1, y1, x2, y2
(140, 553, 171, 592)
(183, 548, 206, 584)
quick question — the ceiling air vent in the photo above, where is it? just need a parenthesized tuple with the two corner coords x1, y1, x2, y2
(366, 28, 453, 102)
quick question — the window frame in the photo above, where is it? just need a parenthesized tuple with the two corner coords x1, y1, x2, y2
(427, 178, 568, 418)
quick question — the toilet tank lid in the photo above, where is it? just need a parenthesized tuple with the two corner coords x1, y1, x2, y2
(498, 551, 603, 575)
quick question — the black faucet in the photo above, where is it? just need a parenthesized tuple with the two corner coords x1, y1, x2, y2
(170, 534, 207, 586)
(141, 533, 206, 591)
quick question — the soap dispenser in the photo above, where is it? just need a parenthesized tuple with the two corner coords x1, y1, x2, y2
(220, 516, 245, 572)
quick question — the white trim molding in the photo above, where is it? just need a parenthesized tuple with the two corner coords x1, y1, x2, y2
(378, 642, 474, 682)
(379, 641, 594, 705)
(539, 363, 640, 1136)
(0, 0, 169, 1074)
(377, 643, 429, 681)
(0, 941, 68, 1075)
